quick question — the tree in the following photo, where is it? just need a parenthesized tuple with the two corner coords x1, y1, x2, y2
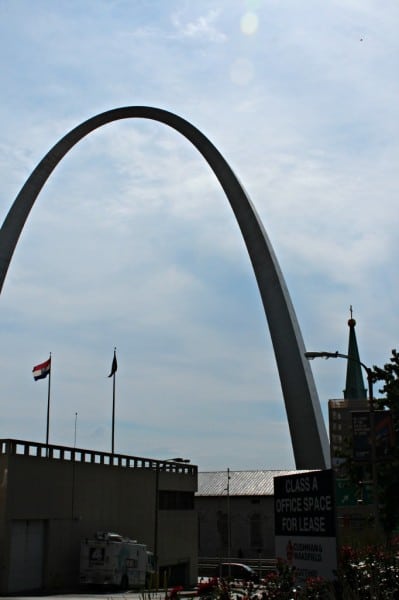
(371, 349, 399, 537)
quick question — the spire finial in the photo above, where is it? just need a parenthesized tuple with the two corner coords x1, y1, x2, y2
(348, 305, 356, 327)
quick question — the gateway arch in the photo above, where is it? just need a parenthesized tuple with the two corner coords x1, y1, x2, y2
(0, 106, 329, 469)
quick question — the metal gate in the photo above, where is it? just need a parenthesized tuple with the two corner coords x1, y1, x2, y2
(8, 520, 45, 593)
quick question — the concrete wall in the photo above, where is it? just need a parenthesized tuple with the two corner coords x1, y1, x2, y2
(0, 441, 197, 593)
(0, 455, 8, 590)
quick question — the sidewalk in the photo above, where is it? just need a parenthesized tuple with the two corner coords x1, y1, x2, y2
(0, 590, 188, 600)
(0, 591, 170, 600)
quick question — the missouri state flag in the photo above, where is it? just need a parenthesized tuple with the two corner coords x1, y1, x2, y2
(32, 357, 51, 381)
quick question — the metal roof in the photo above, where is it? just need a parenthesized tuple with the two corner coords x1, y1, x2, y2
(196, 470, 314, 497)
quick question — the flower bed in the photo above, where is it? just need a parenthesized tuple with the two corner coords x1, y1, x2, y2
(194, 544, 399, 599)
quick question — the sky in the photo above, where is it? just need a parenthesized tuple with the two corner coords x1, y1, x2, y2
(0, 0, 398, 471)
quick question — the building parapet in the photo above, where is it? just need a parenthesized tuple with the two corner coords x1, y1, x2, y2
(0, 438, 196, 475)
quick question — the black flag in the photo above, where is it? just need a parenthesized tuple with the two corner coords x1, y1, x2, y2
(108, 350, 117, 378)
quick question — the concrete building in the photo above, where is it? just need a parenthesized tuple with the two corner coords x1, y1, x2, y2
(196, 469, 307, 560)
(0, 439, 197, 594)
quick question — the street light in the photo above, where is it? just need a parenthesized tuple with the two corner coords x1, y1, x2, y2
(304, 352, 373, 400)
(224, 468, 231, 579)
(305, 351, 378, 527)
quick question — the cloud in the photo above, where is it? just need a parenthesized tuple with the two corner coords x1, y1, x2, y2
(171, 8, 227, 42)
(0, 0, 398, 472)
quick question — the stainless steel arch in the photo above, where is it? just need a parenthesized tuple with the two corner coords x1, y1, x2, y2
(0, 106, 329, 469)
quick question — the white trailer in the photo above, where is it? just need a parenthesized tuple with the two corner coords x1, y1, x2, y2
(80, 531, 155, 589)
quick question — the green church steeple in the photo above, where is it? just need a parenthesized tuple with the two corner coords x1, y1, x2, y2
(343, 306, 367, 399)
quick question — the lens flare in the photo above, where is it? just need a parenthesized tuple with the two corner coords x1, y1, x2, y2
(240, 12, 259, 35)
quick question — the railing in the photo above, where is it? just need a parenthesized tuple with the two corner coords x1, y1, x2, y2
(0, 438, 197, 475)
(198, 557, 277, 578)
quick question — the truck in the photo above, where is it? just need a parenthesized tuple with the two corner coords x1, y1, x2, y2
(80, 531, 155, 589)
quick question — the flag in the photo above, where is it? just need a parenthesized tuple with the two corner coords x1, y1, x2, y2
(108, 351, 117, 378)
(32, 357, 51, 381)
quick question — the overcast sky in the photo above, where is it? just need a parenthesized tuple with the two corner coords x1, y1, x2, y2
(0, 0, 398, 471)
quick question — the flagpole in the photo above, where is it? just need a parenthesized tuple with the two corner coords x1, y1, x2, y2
(108, 347, 117, 456)
(46, 369, 51, 445)
(46, 352, 51, 452)
(112, 368, 116, 455)
(32, 354, 52, 455)
(74, 412, 78, 448)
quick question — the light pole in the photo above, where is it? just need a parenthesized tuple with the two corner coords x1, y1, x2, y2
(226, 468, 231, 564)
(305, 351, 379, 527)
(222, 468, 231, 579)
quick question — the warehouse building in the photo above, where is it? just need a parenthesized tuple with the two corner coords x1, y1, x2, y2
(196, 469, 306, 560)
(0, 439, 197, 594)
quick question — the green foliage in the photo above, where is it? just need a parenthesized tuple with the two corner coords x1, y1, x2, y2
(338, 544, 399, 598)
(371, 349, 399, 536)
